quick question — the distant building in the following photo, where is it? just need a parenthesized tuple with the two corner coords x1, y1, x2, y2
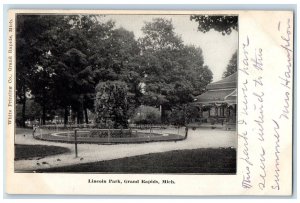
(192, 72, 237, 129)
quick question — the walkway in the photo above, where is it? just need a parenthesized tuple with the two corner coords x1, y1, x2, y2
(14, 128, 237, 172)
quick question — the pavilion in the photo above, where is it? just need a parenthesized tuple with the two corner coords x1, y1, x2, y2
(191, 72, 237, 129)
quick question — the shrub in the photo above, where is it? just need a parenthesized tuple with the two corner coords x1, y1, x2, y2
(169, 108, 185, 126)
(94, 81, 129, 129)
(168, 105, 200, 126)
(132, 105, 161, 125)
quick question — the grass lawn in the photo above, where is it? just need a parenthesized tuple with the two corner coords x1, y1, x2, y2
(15, 144, 71, 160)
(38, 148, 236, 173)
(16, 128, 34, 135)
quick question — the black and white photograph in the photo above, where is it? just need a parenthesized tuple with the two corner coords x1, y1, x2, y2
(4, 6, 295, 196)
(14, 13, 238, 174)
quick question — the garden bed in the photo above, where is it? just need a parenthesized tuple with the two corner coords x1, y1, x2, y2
(33, 129, 186, 144)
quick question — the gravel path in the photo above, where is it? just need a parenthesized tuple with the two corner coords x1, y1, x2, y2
(14, 128, 237, 172)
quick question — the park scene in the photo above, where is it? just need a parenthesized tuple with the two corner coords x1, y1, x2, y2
(15, 14, 238, 173)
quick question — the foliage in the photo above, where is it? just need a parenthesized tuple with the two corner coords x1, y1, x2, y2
(16, 15, 61, 126)
(132, 105, 161, 124)
(16, 99, 42, 121)
(223, 51, 237, 78)
(168, 105, 200, 126)
(89, 27, 143, 108)
(16, 15, 120, 125)
(139, 18, 213, 110)
(16, 15, 75, 125)
(94, 81, 129, 128)
(190, 15, 238, 35)
(16, 15, 214, 127)
(169, 108, 186, 126)
(140, 18, 183, 51)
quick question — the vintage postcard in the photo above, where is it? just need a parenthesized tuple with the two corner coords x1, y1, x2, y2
(5, 9, 293, 195)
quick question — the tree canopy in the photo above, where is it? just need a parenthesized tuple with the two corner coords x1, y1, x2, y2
(139, 18, 212, 109)
(223, 51, 237, 78)
(16, 15, 214, 127)
(190, 15, 238, 35)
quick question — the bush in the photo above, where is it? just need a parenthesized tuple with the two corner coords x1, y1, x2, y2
(132, 105, 161, 125)
(169, 108, 185, 126)
(94, 81, 129, 129)
(169, 105, 200, 126)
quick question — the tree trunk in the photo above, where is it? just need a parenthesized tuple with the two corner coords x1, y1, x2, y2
(77, 111, 80, 124)
(42, 85, 46, 125)
(21, 86, 26, 127)
(160, 104, 165, 123)
(21, 98, 26, 128)
(161, 105, 168, 124)
(64, 107, 68, 126)
(42, 105, 46, 125)
(84, 107, 88, 124)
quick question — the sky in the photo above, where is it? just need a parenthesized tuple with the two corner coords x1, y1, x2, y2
(103, 15, 238, 82)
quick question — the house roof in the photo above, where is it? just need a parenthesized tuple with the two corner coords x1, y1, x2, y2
(194, 73, 237, 105)
(206, 72, 237, 90)
(194, 88, 236, 104)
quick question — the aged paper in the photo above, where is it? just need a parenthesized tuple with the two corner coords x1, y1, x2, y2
(6, 10, 293, 195)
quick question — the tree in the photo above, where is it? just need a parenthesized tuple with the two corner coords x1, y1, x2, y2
(138, 18, 186, 108)
(139, 18, 183, 51)
(50, 15, 101, 125)
(16, 100, 42, 126)
(223, 51, 237, 78)
(16, 14, 142, 126)
(37, 15, 114, 125)
(177, 45, 213, 96)
(16, 15, 68, 126)
(16, 15, 214, 128)
(190, 15, 238, 35)
(88, 25, 144, 128)
(89, 26, 143, 112)
(53, 48, 89, 124)
(139, 18, 212, 117)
